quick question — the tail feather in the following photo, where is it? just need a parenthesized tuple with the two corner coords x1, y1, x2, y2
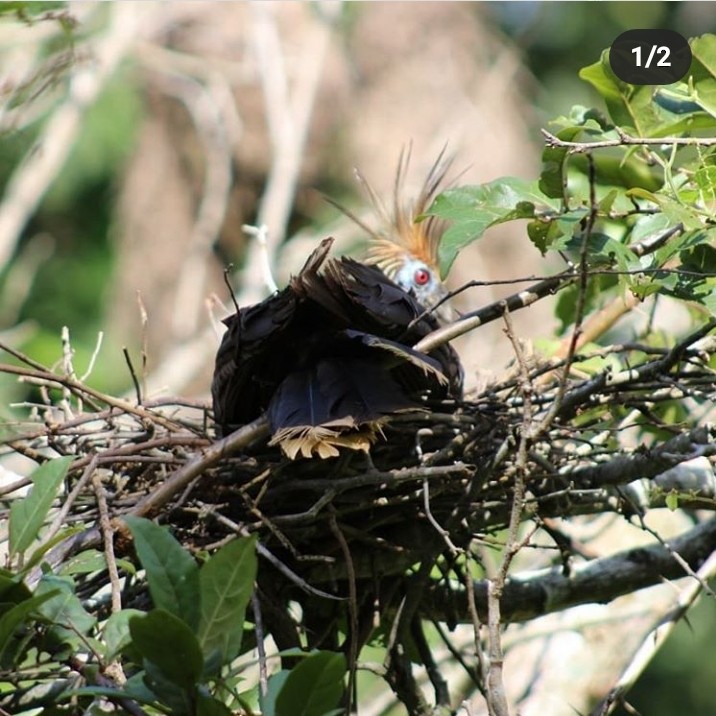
(269, 422, 383, 460)
(267, 359, 413, 434)
(342, 329, 448, 386)
(266, 358, 414, 460)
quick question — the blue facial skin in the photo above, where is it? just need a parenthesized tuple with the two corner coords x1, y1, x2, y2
(393, 255, 446, 310)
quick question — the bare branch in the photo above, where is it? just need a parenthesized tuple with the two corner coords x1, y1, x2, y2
(542, 127, 716, 152)
(421, 516, 716, 624)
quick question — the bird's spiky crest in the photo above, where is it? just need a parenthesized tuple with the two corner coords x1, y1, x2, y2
(326, 145, 454, 279)
(367, 145, 454, 278)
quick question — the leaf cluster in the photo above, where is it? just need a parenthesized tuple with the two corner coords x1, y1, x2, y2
(430, 35, 716, 326)
(1, 466, 346, 716)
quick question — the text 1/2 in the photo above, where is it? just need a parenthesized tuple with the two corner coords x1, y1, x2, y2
(631, 45, 671, 68)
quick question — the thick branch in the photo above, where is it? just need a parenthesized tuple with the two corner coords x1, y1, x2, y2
(415, 271, 575, 354)
(420, 516, 716, 624)
(563, 426, 716, 488)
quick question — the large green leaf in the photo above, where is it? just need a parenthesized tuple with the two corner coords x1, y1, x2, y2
(429, 177, 559, 275)
(270, 651, 346, 716)
(198, 534, 257, 669)
(129, 609, 204, 687)
(9, 456, 73, 559)
(34, 575, 97, 648)
(125, 516, 201, 630)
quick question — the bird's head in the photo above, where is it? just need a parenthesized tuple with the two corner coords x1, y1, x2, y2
(328, 146, 454, 317)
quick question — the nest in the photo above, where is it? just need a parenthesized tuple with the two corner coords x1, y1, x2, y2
(3, 321, 716, 654)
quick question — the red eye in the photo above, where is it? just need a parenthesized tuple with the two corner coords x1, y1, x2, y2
(414, 268, 431, 286)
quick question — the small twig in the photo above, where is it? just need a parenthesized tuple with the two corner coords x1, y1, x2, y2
(92, 469, 122, 615)
(69, 655, 147, 716)
(0, 362, 184, 431)
(431, 617, 485, 696)
(541, 127, 716, 151)
(329, 509, 358, 715)
(130, 415, 270, 518)
(79, 331, 104, 382)
(136, 291, 149, 400)
(122, 347, 142, 405)
(464, 556, 488, 693)
(483, 308, 538, 716)
(537, 153, 597, 438)
(251, 591, 269, 698)
(204, 506, 343, 601)
(411, 615, 450, 707)
(631, 514, 716, 600)
(596, 547, 716, 716)
(423, 476, 459, 554)
(420, 516, 716, 624)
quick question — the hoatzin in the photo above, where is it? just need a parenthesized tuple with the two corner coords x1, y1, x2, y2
(212, 152, 462, 459)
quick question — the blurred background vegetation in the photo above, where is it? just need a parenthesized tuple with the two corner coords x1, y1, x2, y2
(1, 2, 715, 714)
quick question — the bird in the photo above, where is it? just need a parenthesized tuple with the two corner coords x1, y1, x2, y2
(212, 151, 462, 459)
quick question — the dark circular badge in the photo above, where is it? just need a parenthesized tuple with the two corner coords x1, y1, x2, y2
(609, 29, 692, 85)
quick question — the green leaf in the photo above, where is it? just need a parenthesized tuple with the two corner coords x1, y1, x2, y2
(692, 35, 716, 78)
(651, 228, 714, 269)
(9, 456, 73, 558)
(689, 35, 716, 119)
(34, 575, 96, 648)
(527, 207, 588, 255)
(540, 123, 595, 199)
(60, 549, 115, 577)
(125, 516, 201, 630)
(629, 212, 673, 247)
(429, 178, 559, 275)
(103, 608, 144, 660)
(129, 609, 204, 687)
(0, 572, 31, 604)
(57, 684, 157, 708)
(272, 651, 346, 716)
(198, 535, 257, 668)
(665, 492, 679, 511)
(628, 190, 705, 231)
(262, 671, 289, 716)
(24, 525, 84, 572)
(197, 692, 234, 716)
(143, 661, 195, 715)
(0, 591, 57, 665)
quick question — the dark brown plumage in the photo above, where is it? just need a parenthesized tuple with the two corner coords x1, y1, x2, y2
(212, 237, 462, 458)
